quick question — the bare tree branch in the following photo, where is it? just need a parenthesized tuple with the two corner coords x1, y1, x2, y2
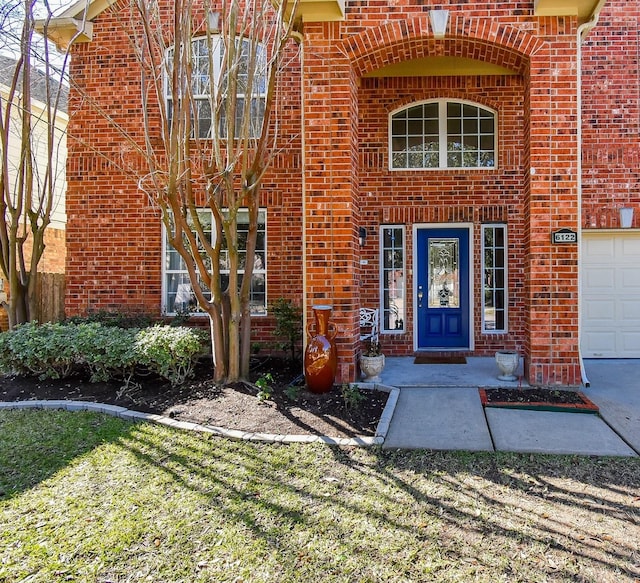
(0, 0, 85, 327)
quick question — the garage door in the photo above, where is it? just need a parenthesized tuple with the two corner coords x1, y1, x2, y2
(581, 232, 640, 358)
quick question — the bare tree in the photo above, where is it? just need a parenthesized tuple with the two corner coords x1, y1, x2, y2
(0, 0, 78, 328)
(129, 0, 300, 382)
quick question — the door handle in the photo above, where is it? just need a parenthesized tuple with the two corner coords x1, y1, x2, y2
(418, 285, 423, 308)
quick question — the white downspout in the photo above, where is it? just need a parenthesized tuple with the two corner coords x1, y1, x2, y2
(299, 33, 308, 349)
(577, 0, 607, 387)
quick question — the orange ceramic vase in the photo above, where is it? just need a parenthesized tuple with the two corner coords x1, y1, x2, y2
(304, 305, 338, 394)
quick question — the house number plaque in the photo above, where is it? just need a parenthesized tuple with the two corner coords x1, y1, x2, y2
(551, 229, 578, 244)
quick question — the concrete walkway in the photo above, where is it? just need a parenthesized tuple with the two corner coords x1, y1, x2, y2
(380, 357, 640, 457)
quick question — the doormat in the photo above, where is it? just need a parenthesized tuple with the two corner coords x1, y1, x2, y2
(414, 355, 467, 365)
(479, 388, 599, 414)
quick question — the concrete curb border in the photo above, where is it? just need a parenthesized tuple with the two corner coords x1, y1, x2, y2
(0, 384, 400, 447)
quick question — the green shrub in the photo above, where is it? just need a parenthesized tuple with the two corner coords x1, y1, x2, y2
(134, 325, 207, 386)
(255, 372, 274, 401)
(66, 310, 154, 329)
(270, 297, 303, 361)
(74, 323, 139, 382)
(0, 322, 79, 379)
(340, 383, 366, 412)
(0, 322, 207, 386)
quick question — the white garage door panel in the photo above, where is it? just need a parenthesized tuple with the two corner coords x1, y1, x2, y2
(583, 299, 613, 321)
(582, 232, 640, 358)
(621, 269, 640, 288)
(584, 237, 614, 256)
(585, 268, 615, 290)
(622, 239, 640, 255)
(583, 331, 617, 351)
(621, 300, 640, 321)
(622, 332, 640, 352)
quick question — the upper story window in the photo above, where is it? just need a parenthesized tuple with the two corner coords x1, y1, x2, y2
(390, 100, 496, 170)
(165, 37, 266, 139)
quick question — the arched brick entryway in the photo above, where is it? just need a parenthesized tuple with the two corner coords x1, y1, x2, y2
(303, 14, 581, 385)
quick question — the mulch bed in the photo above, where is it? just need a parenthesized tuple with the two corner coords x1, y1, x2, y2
(479, 387, 599, 413)
(0, 357, 389, 438)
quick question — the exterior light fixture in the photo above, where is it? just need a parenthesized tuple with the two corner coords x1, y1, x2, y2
(429, 9, 449, 39)
(207, 11, 220, 32)
(620, 207, 634, 228)
(359, 227, 367, 247)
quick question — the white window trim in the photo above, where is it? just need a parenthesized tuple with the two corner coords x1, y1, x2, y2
(481, 223, 508, 334)
(161, 208, 267, 317)
(380, 225, 406, 334)
(388, 98, 498, 171)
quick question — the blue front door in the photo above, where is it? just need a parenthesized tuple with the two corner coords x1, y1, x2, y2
(416, 228, 470, 349)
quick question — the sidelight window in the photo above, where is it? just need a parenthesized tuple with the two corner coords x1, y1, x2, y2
(482, 224, 507, 333)
(381, 226, 406, 332)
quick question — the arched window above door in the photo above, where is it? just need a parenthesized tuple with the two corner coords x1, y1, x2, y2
(389, 99, 496, 170)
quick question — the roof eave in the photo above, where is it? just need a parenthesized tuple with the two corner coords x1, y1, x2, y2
(534, 0, 606, 24)
(35, 0, 115, 50)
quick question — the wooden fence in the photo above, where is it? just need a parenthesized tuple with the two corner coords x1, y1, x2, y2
(36, 272, 66, 323)
(0, 272, 66, 331)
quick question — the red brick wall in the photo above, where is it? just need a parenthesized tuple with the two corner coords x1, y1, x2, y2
(65, 5, 303, 323)
(64, 0, 615, 385)
(40, 227, 66, 274)
(358, 75, 528, 357)
(582, 0, 640, 227)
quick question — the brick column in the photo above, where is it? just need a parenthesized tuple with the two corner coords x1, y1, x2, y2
(302, 24, 361, 383)
(526, 29, 581, 386)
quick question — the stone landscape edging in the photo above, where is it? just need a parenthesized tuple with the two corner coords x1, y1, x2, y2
(0, 384, 400, 447)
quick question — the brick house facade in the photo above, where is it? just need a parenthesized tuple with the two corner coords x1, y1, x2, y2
(46, 0, 639, 385)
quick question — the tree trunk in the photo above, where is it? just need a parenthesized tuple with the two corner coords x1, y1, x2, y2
(8, 274, 29, 328)
(209, 306, 227, 383)
(240, 303, 252, 379)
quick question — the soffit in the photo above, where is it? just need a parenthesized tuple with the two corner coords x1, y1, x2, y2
(295, 0, 345, 22)
(299, 0, 605, 24)
(534, 0, 605, 23)
(364, 57, 518, 78)
(35, 0, 116, 50)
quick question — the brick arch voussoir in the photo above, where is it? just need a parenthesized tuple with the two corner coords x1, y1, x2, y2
(344, 15, 546, 78)
(389, 91, 501, 117)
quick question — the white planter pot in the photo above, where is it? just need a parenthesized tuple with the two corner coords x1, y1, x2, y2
(495, 351, 519, 381)
(620, 207, 634, 228)
(360, 354, 385, 382)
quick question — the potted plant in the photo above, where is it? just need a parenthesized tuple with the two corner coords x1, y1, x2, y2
(360, 339, 385, 382)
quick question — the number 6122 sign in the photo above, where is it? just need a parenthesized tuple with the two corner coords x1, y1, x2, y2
(551, 229, 578, 244)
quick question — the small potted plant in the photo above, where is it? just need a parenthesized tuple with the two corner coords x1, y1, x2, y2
(359, 338, 385, 382)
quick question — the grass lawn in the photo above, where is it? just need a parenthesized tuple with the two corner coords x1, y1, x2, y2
(1, 410, 639, 582)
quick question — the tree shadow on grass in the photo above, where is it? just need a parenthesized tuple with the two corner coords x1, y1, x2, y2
(1, 409, 639, 582)
(330, 447, 640, 581)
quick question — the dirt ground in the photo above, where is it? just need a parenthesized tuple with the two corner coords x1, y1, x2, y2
(0, 357, 388, 438)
